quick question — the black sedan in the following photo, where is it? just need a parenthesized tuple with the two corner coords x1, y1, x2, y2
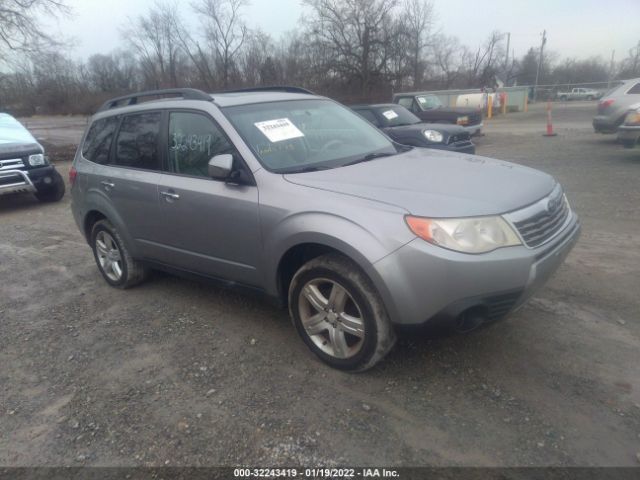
(350, 104, 476, 154)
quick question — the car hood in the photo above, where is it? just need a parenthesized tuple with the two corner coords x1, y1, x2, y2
(284, 149, 556, 217)
(0, 141, 43, 158)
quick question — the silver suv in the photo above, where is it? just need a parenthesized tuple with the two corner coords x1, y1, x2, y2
(70, 87, 580, 371)
(593, 78, 640, 133)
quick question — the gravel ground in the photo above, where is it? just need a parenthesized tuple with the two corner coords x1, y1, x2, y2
(1, 102, 639, 467)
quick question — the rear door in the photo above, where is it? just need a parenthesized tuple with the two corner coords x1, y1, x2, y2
(95, 111, 163, 257)
(152, 110, 261, 286)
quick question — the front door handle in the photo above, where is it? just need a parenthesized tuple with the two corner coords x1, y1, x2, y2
(100, 180, 115, 190)
(160, 191, 180, 201)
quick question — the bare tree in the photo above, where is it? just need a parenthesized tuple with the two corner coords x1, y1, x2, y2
(123, 2, 183, 89)
(304, 0, 400, 95)
(193, 0, 248, 89)
(432, 34, 463, 88)
(0, 0, 70, 60)
(401, 0, 434, 88)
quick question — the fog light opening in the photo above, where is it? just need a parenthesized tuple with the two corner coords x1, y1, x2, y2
(456, 307, 487, 333)
(43, 176, 52, 184)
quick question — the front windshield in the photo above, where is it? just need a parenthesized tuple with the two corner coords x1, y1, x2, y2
(0, 114, 37, 145)
(222, 99, 397, 173)
(415, 94, 443, 110)
(374, 106, 421, 127)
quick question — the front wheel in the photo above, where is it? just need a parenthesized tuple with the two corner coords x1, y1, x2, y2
(288, 254, 396, 371)
(34, 170, 65, 202)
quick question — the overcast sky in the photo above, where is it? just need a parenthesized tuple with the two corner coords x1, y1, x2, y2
(52, 0, 640, 63)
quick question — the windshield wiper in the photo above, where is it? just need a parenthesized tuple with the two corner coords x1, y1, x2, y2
(283, 165, 333, 174)
(343, 152, 395, 167)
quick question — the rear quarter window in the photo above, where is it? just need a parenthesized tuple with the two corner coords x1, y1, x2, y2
(82, 116, 120, 164)
(627, 83, 640, 95)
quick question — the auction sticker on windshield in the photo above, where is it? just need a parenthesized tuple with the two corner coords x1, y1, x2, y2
(255, 118, 304, 143)
(382, 110, 399, 120)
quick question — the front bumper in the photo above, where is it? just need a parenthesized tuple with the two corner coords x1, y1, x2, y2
(617, 125, 640, 148)
(0, 165, 58, 196)
(370, 213, 580, 326)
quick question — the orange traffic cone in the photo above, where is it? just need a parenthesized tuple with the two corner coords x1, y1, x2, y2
(543, 101, 557, 137)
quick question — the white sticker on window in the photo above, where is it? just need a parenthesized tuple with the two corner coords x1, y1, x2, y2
(382, 110, 399, 120)
(417, 96, 427, 104)
(254, 118, 304, 143)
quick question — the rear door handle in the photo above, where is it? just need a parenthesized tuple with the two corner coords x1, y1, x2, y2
(160, 191, 180, 201)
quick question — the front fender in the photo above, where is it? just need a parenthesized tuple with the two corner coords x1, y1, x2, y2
(263, 211, 409, 298)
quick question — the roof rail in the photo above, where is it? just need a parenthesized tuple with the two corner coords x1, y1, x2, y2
(97, 88, 212, 112)
(220, 86, 315, 95)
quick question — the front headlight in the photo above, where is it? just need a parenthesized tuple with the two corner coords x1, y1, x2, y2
(456, 116, 469, 126)
(624, 110, 640, 126)
(405, 215, 522, 254)
(28, 154, 46, 166)
(423, 129, 444, 143)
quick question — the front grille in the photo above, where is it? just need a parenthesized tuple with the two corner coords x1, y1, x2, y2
(0, 173, 25, 187)
(486, 291, 523, 319)
(0, 158, 25, 171)
(468, 112, 482, 126)
(513, 190, 570, 248)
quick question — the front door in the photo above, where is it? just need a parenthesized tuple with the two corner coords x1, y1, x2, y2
(151, 111, 261, 286)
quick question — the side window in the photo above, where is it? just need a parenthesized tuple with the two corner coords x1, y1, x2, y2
(168, 112, 235, 177)
(354, 109, 380, 126)
(115, 112, 162, 170)
(627, 83, 640, 94)
(397, 97, 413, 109)
(82, 116, 119, 165)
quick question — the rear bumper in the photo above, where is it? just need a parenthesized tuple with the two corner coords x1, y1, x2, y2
(617, 125, 640, 148)
(369, 213, 580, 327)
(593, 115, 622, 134)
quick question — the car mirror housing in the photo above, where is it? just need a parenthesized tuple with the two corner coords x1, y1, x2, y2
(208, 154, 233, 180)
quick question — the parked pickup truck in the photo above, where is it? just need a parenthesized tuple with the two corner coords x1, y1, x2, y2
(392, 92, 483, 136)
(556, 88, 602, 101)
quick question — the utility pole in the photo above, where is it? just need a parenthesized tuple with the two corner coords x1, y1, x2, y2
(504, 32, 511, 69)
(607, 49, 615, 90)
(533, 30, 547, 102)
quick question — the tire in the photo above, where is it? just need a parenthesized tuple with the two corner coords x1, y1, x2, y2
(288, 253, 396, 371)
(34, 169, 65, 202)
(90, 219, 148, 289)
(560, 95, 567, 101)
(587, 95, 594, 101)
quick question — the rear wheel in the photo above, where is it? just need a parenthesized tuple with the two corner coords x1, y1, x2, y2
(288, 254, 396, 371)
(90, 219, 148, 289)
(34, 170, 65, 202)
(560, 95, 567, 101)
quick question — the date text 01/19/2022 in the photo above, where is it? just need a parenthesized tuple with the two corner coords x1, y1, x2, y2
(233, 467, 400, 478)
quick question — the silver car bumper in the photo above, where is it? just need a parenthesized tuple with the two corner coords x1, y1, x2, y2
(369, 213, 580, 326)
(617, 125, 640, 148)
(0, 169, 36, 196)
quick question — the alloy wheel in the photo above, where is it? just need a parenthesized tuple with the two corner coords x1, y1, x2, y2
(95, 230, 123, 282)
(298, 278, 366, 359)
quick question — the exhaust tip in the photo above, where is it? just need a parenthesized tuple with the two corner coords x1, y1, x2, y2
(456, 307, 487, 333)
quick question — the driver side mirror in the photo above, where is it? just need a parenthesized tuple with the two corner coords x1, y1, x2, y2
(208, 154, 233, 180)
